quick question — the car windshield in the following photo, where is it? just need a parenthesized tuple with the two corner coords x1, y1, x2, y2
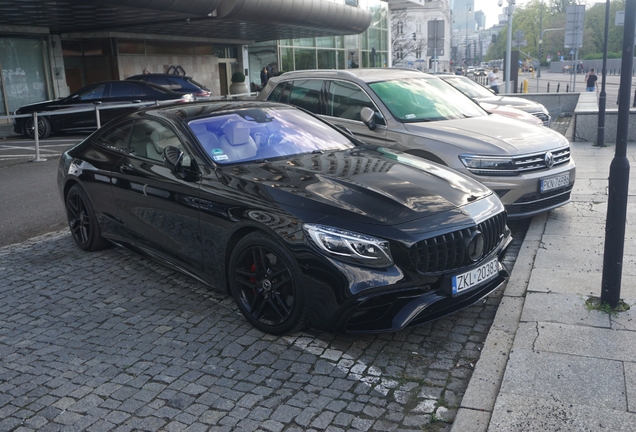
(188, 107, 355, 164)
(368, 77, 486, 122)
(441, 77, 495, 99)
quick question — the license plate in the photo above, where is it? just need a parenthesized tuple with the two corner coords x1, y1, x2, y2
(540, 172, 570, 193)
(451, 258, 499, 295)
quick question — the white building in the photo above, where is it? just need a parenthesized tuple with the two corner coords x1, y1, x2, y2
(389, 0, 452, 73)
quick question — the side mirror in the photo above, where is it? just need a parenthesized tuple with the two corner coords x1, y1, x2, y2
(360, 107, 377, 130)
(163, 145, 184, 173)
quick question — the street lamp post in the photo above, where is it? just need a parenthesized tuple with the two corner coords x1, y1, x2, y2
(499, 0, 516, 93)
(433, 18, 438, 74)
(465, 6, 471, 74)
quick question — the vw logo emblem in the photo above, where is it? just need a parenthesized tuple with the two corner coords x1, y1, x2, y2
(544, 151, 555, 168)
(467, 231, 485, 262)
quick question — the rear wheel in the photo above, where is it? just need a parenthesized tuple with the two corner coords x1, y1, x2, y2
(24, 116, 51, 139)
(229, 232, 308, 334)
(65, 185, 110, 251)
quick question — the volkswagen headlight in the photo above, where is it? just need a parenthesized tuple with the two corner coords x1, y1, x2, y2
(459, 155, 518, 176)
(303, 224, 393, 268)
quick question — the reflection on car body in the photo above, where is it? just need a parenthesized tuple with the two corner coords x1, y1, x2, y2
(57, 100, 512, 334)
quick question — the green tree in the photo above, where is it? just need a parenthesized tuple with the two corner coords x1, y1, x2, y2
(583, 0, 625, 57)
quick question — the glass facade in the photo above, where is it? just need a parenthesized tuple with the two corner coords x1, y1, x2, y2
(247, 0, 388, 88)
(0, 37, 48, 115)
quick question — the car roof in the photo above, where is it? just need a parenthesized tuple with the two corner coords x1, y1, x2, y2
(127, 73, 193, 79)
(276, 68, 432, 83)
(141, 100, 294, 122)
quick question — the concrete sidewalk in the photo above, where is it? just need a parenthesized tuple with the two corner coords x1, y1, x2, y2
(453, 138, 636, 429)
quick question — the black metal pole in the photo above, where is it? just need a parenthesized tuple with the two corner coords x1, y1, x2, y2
(600, 0, 635, 308)
(596, 0, 611, 147)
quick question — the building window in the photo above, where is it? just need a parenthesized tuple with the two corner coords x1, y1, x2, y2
(416, 20, 422, 34)
(397, 21, 403, 35)
(416, 48, 421, 59)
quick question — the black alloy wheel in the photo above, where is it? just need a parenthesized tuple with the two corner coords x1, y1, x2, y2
(24, 116, 51, 139)
(65, 185, 110, 251)
(229, 232, 307, 334)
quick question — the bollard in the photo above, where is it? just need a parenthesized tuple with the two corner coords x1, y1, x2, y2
(547, 82, 550, 92)
(523, 79, 528, 93)
(557, 83, 560, 93)
(95, 104, 101, 129)
(566, 84, 569, 92)
(29, 112, 46, 163)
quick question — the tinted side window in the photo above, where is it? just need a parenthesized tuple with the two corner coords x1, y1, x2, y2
(147, 77, 171, 87)
(327, 81, 383, 124)
(110, 82, 135, 98)
(129, 120, 189, 164)
(94, 121, 133, 150)
(288, 80, 323, 114)
(77, 84, 106, 101)
(266, 82, 287, 102)
(132, 83, 157, 97)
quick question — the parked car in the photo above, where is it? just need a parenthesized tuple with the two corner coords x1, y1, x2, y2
(437, 74, 552, 126)
(257, 68, 574, 219)
(479, 102, 543, 126)
(126, 73, 211, 99)
(13, 80, 193, 139)
(58, 100, 512, 334)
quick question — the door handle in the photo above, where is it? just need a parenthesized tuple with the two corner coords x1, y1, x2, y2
(119, 163, 134, 173)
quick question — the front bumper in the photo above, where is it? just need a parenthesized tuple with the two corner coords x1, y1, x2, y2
(475, 160, 576, 219)
(341, 258, 509, 333)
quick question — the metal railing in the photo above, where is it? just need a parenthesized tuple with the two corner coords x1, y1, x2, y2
(0, 92, 259, 162)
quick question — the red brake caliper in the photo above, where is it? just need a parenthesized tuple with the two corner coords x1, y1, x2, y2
(249, 263, 258, 293)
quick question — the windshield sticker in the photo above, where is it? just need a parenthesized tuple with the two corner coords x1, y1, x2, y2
(211, 148, 224, 155)
(213, 154, 229, 161)
(405, 114, 416, 119)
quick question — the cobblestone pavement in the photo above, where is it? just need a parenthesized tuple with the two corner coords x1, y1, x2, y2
(0, 219, 528, 432)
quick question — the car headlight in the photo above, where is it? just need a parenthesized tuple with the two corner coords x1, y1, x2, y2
(459, 155, 518, 176)
(303, 224, 393, 268)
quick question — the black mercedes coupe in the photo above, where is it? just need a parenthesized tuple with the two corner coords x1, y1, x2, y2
(57, 101, 512, 334)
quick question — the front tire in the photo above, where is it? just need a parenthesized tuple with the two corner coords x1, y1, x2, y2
(228, 232, 308, 334)
(65, 185, 110, 251)
(24, 116, 51, 139)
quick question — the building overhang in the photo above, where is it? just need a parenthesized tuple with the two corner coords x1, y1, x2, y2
(0, 0, 372, 42)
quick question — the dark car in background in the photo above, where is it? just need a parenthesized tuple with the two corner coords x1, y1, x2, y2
(58, 100, 511, 334)
(257, 69, 575, 219)
(126, 73, 211, 99)
(13, 80, 192, 139)
(437, 74, 552, 126)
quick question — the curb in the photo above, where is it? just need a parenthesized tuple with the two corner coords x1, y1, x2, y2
(451, 212, 549, 432)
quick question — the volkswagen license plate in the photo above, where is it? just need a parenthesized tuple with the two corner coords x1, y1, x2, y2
(540, 172, 570, 193)
(451, 258, 499, 295)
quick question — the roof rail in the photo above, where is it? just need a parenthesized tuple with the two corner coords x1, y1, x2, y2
(281, 69, 357, 77)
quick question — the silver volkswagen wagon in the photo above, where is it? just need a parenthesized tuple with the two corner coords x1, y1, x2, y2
(257, 68, 575, 219)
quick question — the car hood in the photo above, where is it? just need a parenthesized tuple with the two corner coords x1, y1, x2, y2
(217, 147, 493, 226)
(403, 115, 567, 155)
(13, 99, 63, 113)
(476, 95, 547, 114)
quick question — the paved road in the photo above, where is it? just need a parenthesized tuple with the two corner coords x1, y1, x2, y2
(0, 220, 528, 432)
(514, 70, 626, 107)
